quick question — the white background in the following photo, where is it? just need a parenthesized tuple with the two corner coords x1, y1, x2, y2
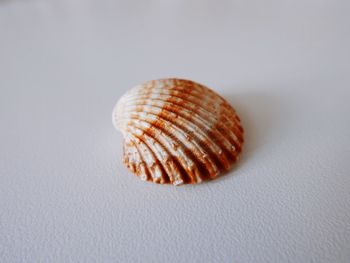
(1, 1, 350, 262)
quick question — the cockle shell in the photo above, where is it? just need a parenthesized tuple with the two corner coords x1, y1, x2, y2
(112, 78, 244, 185)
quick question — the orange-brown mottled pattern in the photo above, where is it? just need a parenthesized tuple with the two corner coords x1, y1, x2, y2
(119, 78, 244, 185)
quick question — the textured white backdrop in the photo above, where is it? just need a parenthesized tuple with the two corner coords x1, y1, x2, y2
(1, 1, 350, 262)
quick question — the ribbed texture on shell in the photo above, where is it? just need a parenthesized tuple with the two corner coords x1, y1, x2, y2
(113, 78, 244, 185)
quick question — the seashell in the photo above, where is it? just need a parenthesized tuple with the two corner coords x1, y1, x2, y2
(112, 78, 244, 185)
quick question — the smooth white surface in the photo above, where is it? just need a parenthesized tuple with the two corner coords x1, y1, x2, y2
(1, 1, 350, 262)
